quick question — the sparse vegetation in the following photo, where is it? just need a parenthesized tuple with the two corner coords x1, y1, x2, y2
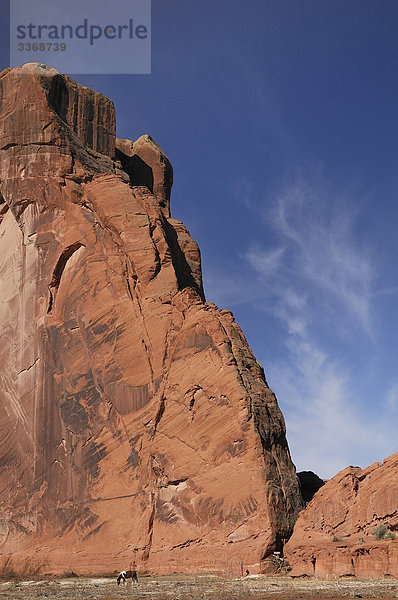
(0, 575, 397, 600)
(357, 536, 364, 544)
(332, 535, 345, 542)
(372, 524, 396, 540)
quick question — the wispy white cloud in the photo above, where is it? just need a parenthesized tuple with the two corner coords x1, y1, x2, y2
(205, 170, 396, 478)
(203, 267, 263, 309)
(385, 382, 398, 412)
(269, 174, 375, 336)
(245, 244, 286, 278)
(238, 169, 376, 342)
(374, 285, 398, 297)
(238, 170, 395, 477)
(269, 337, 394, 478)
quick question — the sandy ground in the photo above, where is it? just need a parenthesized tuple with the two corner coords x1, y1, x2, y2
(0, 575, 397, 600)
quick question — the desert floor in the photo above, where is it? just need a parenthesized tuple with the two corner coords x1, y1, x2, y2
(0, 575, 397, 600)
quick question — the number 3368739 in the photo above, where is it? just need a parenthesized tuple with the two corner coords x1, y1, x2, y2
(18, 42, 66, 51)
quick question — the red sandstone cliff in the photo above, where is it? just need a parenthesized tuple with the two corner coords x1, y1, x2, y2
(285, 453, 398, 579)
(0, 64, 303, 576)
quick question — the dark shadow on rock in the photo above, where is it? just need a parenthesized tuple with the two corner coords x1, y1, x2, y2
(115, 147, 154, 193)
(163, 219, 205, 300)
(0, 194, 9, 224)
(47, 73, 69, 124)
(298, 471, 325, 504)
(131, 154, 154, 192)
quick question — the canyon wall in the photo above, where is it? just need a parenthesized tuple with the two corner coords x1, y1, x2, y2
(0, 63, 303, 576)
(285, 453, 398, 578)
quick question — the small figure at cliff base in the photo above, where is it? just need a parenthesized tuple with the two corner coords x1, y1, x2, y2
(117, 569, 138, 584)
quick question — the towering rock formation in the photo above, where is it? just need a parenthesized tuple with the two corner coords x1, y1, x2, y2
(285, 453, 398, 579)
(0, 63, 303, 576)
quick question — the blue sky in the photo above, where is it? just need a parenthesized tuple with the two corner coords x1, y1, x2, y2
(1, 0, 397, 477)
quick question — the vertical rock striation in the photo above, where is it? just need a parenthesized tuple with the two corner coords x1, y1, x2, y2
(0, 63, 303, 575)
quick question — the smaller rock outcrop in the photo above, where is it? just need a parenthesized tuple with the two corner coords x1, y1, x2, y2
(115, 135, 173, 216)
(285, 453, 398, 578)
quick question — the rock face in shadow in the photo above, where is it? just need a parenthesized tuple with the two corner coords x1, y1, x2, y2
(285, 453, 398, 579)
(0, 63, 303, 576)
(297, 471, 325, 504)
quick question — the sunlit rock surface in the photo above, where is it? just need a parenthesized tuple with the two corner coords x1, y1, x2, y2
(0, 63, 303, 575)
(285, 453, 398, 579)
